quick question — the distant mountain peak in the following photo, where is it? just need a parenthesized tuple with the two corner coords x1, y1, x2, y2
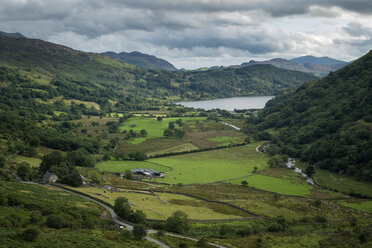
(0, 31, 25, 38)
(290, 55, 347, 66)
(241, 55, 349, 77)
(102, 51, 177, 71)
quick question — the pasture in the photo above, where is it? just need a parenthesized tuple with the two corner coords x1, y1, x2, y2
(72, 186, 249, 220)
(145, 143, 268, 184)
(11, 155, 42, 167)
(119, 116, 207, 140)
(228, 174, 312, 196)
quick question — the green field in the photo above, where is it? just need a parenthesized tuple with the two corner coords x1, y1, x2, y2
(147, 143, 199, 156)
(313, 168, 372, 197)
(207, 136, 240, 146)
(73, 186, 248, 220)
(119, 117, 207, 144)
(11, 155, 42, 167)
(145, 143, 268, 184)
(228, 174, 312, 196)
(96, 160, 171, 173)
(338, 200, 372, 213)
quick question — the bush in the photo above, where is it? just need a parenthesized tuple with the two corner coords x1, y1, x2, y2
(22, 226, 40, 242)
(46, 214, 65, 229)
(165, 211, 191, 234)
(133, 224, 147, 239)
(17, 162, 32, 181)
(196, 238, 208, 247)
(60, 173, 83, 187)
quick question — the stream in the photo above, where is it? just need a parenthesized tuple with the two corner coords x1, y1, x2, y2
(285, 158, 316, 186)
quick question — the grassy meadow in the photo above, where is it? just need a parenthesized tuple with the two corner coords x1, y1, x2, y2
(71, 186, 250, 220)
(11, 155, 42, 167)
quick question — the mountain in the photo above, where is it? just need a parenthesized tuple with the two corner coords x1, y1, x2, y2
(249, 50, 372, 181)
(290, 55, 347, 66)
(0, 35, 316, 102)
(0, 31, 25, 38)
(241, 57, 348, 77)
(0, 34, 316, 154)
(102, 51, 177, 71)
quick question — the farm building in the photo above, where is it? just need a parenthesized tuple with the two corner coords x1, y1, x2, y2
(42, 171, 58, 183)
(129, 168, 165, 179)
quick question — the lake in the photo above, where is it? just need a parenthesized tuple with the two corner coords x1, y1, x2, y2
(177, 96, 274, 111)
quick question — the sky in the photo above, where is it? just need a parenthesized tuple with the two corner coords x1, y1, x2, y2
(1, 0, 372, 69)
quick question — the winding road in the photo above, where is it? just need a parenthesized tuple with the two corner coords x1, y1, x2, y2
(51, 184, 229, 248)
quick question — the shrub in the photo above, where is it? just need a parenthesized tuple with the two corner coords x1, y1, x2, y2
(165, 211, 191, 234)
(133, 224, 147, 239)
(196, 238, 208, 247)
(22, 226, 40, 242)
(46, 214, 65, 229)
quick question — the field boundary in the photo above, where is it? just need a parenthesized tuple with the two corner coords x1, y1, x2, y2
(115, 186, 265, 218)
(147, 142, 248, 159)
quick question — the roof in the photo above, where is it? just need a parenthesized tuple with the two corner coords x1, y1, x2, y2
(130, 168, 162, 176)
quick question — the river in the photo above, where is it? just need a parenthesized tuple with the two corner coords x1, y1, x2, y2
(177, 96, 274, 111)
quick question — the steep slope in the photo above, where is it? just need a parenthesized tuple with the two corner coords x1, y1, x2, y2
(252, 50, 372, 181)
(290, 55, 347, 66)
(241, 57, 348, 77)
(103, 51, 177, 71)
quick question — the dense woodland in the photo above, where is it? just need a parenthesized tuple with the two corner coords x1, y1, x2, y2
(246, 50, 372, 181)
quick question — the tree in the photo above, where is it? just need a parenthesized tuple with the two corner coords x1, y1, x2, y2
(165, 211, 191, 234)
(140, 129, 147, 136)
(133, 151, 147, 161)
(39, 151, 64, 174)
(17, 162, 32, 181)
(133, 224, 147, 239)
(163, 129, 173, 137)
(22, 226, 40, 242)
(60, 173, 83, 187)
(131, 210, 146, 224)
(241, 180, 248, 187)
(66, 149, 95, 167)
(114, 197, 132, 220)
(123, 170, 133, 180)
(102, 154, 110, 161)
(89, 170, 102, 185)
(168, 122, 175, 130)
(157, 116, 163, 121)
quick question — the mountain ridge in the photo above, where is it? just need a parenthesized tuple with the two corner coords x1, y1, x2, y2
(102, 51, 177, 71)
(241, 56, 348, 77)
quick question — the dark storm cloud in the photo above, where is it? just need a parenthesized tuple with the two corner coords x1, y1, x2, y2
(342, 22, 372, 37)
(116, 0, 372, 16)
(0, 0, 371, 68)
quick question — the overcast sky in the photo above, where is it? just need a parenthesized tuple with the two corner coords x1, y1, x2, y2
(1, 0, 372, 69)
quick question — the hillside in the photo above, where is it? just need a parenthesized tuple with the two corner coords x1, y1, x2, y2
(0, 35, 316, 102)
(249, 50, 372, 181)
(241, 57, 348, 77)
(103, 51, 177, 71)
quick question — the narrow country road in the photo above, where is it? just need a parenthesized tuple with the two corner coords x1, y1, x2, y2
(52, 185, 229, 248)
(220, 121, 241, 131)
